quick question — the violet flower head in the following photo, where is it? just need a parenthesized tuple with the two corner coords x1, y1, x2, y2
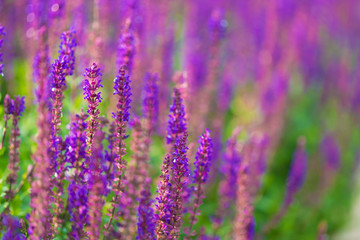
(186, 129, 213, 236)
(167, 88, 187, 144)
(4, 94, 14, 115)
(0, 26, 5, 76)
(137, 178, 156, 240)
(1, 94, 13, 150)
(59, 30, 77, 76)
(12, 96, 25, 117)
(321, 134, 341, 171)
(142, 72, 159, 134)
(117, 18, 135, 73)
(65, 113, 89, 239)
(219, 129, 242, 209)
(169, 132, 189, 238)
(106, 65, 132, 231)
(2, 215, 26, 240)
(6, 96, 25, 201)
(209, 8, 227, 44)
(50, 57, 68, 234)
(83, 63, 103, 156)
(112, 65, 132, 123)
(193, 129, 213, 184)
(155, 154, 173, 239)
(51, 57, 67, 128)
(284, 138, 307, 207)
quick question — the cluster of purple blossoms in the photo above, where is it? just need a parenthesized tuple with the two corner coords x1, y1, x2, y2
(155, 154, 173, 239)
(58, 30, 76, 76)
(117, 18, 135, 73)
(169, 132, 189, 238)
(2, 215, 26, 240)
(5, 96, 25, 201)
(208, 8, 227, 43)
(87, 118, 108, 239)
(137, 178, 156, 240)
(186, 129, 213, 236)
(167, 88, 187, 144)
(107, 65, 132, 232)
(83, 62, 103, 156)
(2, 0, 356, 239)
(65, 113, 89, 239)
(142, 72, 159, 134)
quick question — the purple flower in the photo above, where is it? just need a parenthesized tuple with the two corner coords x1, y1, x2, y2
(155, 154, 173, 239)
(234, 164, 254, 240)
(49, 57, 68, 234)
(321, 134, 341, 171)
(58, 30, 76, 76)
(169, 132, 189, 238)
(0, 94, 12, 150)
(0, 26, 5, 76)
(6, 96, 25, 201)
(219, 129, 242, 210)
(284, 138, 307, 207)
(247, 217, 255, 240)
(209, 8, 227, 43)
(65, 113, 89, 239)
(167, 88, 187, 144)
(2, 215, 26, 240)
(83, 63, 103, 156)
(88, 118, 108, 240)
(29, 14, 53, 240)
(136, 178, 156, 240)
(106, 65, 132, 232)
(142, 72, 159, 134)
(117, 18, 135, 74)
(186, 129, 213, 237)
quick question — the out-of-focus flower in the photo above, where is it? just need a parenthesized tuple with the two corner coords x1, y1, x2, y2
(321, 134, 341, 171)
(0, 26, 5, 76)
(59, 30, 77, 76)
(284, 138, 307, 207)
(209, 8, 227, 44)
(87, 118, 108, 240)
(142, 72, 159, 134)
(117, 18, 135, 73)
(218, 128, 242, 211)
(136, 178, 156, 240)
(29, 33, 53, 239)
(83, 63, 103, 156)
(2, 215, 26, 240)
(234, 164, 254, 240)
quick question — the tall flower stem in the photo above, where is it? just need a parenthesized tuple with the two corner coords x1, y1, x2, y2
(106, 65, 131, 232)
(0, 94, 12, 151)
(185, 129, 213, 238)
(50, 57, 67, 234)
(5, 96, 25, 204)
(83, 63, 103, 156)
